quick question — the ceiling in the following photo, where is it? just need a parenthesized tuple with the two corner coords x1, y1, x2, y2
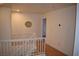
(0, 3, 76, 14)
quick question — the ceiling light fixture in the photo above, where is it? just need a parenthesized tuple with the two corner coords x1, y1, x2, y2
(16, 9, 20, 12)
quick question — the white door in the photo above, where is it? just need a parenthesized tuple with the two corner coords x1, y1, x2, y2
(73, 3, 79, 56)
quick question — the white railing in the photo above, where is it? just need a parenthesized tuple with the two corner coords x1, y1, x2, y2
(0, 38, 45, 56)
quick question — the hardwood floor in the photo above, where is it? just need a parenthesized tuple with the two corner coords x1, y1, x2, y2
(45, 44, 66, 56)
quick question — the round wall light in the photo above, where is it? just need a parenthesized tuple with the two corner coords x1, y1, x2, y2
(25, 21, 32, 28)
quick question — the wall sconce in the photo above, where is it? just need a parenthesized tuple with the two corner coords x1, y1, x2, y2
(59, 24, 61, 27)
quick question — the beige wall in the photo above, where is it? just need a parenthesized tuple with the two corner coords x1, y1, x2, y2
(45, 6, 76, 55)
(12, 12, 42, 39)
(0, 7, 11, 40)
(0, 5, 76, 56)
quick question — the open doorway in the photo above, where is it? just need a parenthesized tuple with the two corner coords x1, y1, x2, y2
(42, 16, 46, 38)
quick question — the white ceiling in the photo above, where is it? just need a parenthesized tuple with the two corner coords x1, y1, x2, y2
(1, 3, 76, 14)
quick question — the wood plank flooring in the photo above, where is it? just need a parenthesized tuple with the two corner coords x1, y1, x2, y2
(45, 44, 66, 56)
